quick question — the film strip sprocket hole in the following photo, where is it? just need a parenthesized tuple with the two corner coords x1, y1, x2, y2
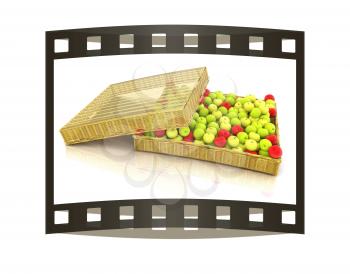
(52, 200, 298, 233)
(46, 25, 304, 234)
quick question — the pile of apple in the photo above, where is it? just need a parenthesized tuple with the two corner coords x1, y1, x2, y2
(142, 89, 282, 159)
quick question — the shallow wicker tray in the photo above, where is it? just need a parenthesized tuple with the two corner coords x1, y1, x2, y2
(133, 113, 282, 176)
(60, 67, 208, 145)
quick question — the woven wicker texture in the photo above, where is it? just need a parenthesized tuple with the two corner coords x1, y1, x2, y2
(60, 67, 208, 145)
(133, 103, 281, 176)
(134, 136, 281, 175)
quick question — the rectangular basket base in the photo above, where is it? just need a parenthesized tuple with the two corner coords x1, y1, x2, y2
(134, 136, 281, 176)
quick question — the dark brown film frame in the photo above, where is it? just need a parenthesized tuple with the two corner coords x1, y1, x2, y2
(46, 25, 304, 234)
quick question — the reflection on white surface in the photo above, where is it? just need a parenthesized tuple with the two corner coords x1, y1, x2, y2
(55, 135, 292, 204)
(54, 54, 296, 205)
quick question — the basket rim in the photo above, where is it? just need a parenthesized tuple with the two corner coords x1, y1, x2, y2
(133, 135, 282, 163)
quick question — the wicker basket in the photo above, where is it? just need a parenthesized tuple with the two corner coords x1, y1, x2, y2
(133, 108, 282, 176)
(60, 67, 208, 145)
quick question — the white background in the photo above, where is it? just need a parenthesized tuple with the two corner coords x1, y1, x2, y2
(0, 1, 349, 273)
(54, 55, 296, 204)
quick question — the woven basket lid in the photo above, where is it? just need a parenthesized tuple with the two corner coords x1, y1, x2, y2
(60, 67, 208, 145)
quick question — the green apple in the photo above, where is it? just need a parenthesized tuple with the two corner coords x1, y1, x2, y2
(208, 104, 218, 113)
(238, 111, 248, 119)
(144, 131, 155, 137)
(240, 117, 251, 128)
(264, 122, 276, 134)
(246, 95, 256, 102)
(264, 117, 271, 124)
(227, 136, 240, 148)
(237, 132, 248, 144)
(166, 129, 178, 139)
(192, 112, 199, 121)
(217, 94, 226, 101)
(244, 102, 255, 112)
(212, 110, 222, 120)
(258, 118, 268, 127)
(219, 116, 230, 124)
(206, 127, 217, 136)
(242, 97, 251, 105)
(225, 96, 235, 106)
(209, 93, 217, 99)
(220, 122, 231, 131)
(229, 107, 238, 113)
(174, 135, 183, 141)
(259, 139, 272, 151)
(195, 123, 207, 131)
(203, 132, 215, 144)
(206, 114, 216, 123)
(218, 106, 228, 115)
(194, 140, 204, 145)
(208, 121, 219, 130)
(245, 139, 258, 151)
(260, 114, 270, 120)
(230, 117, 241, 126)
(260, 106, 269, 115)
(257, 128, 269, 138)
(249, 132, 260, 142)
(245, 125, 257, 134)
(265, 99, 276, 106)
(213, 98, 223, 106)
(197, 117, 207, 125)
(189, 119, 196, 130)
(238, 143, 246, 150)
(233, 147, 243, 153)
(266, 102, 275, 108)
(179, 126, 190, 137)
(227, 111, 238, 119)
(193, 128, 205, 140)
(215, 91, 225, 100)
(234, 102, 242, 108)
(199, 107, 209, 117)
(204, 96, 212, 105)
(251, 121, 259, 129)
(250, 107, 262, 118)
(259, 150, 269, 156)
(254, 100, 265, 108)
(197, 104, 205, 111)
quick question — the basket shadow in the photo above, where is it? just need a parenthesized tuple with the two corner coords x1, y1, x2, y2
(65, 135, 278, 193)
(67, 228, 282, 239)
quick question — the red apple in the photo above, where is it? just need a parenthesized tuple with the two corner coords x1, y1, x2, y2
(135, 129, 145, 136)
(214, 136, 226, 147)
(183, 131, 194, 142)
(218, 129, 230, 139)
(232, 125, 244, 135)
(269, 108, 277, 117)
(268, 145, 283, 158)
(264, 94, 275, 101)
(266, 134, 278, 145)
(204, 88, 210, 97)
(221, 101, 231, 110)
(245, 150, 258, 155)
(154, 129, 166, 137)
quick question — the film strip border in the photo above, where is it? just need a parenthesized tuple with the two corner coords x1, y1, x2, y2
(46, 25, 304, 234)
(47, 25, 302, 59)
(50, 199, 299, 233)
